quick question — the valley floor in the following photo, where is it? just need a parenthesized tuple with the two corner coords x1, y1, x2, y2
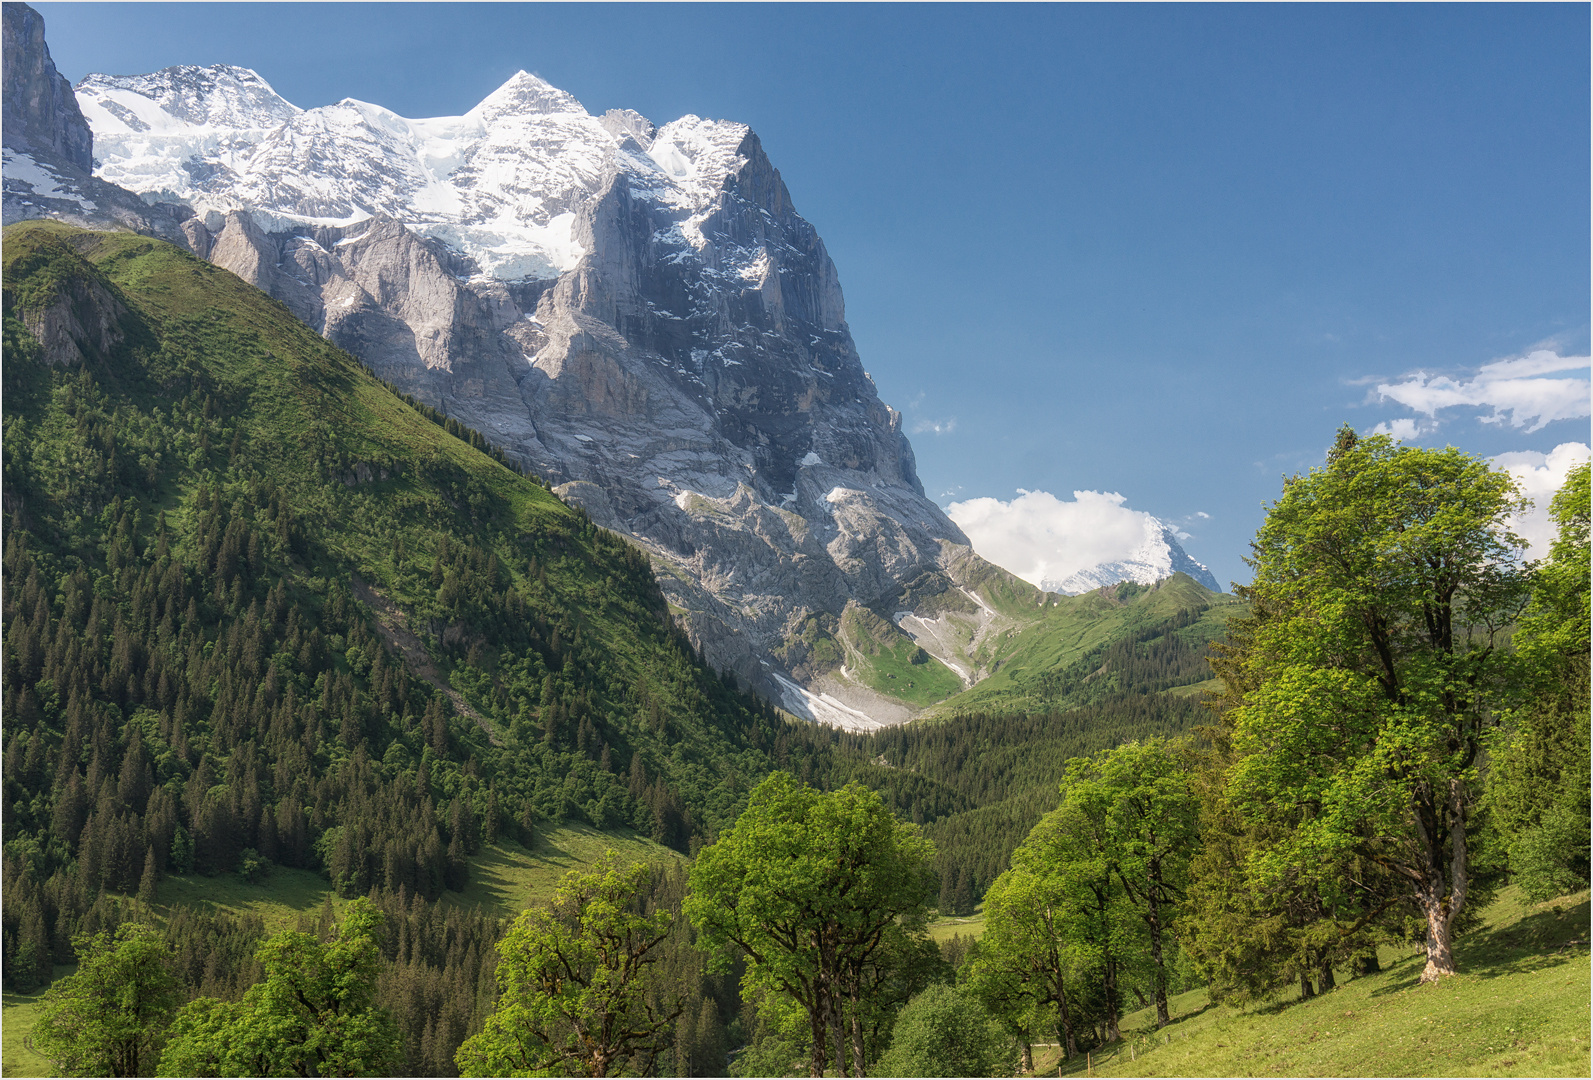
(1032, 887, 1590, 1079)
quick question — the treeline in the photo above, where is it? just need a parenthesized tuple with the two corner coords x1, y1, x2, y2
(867, 668, 1208, 910)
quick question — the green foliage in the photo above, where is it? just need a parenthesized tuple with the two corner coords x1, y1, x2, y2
(685, 772, 938, 1077)
(873, 981, 1011, 1078)
(33, 922, 181, 1077)
(157, 896, 400, 1077)
(931, 573, 1242, 716)
(456, 853, 679, 1078)
(1226, 432, 1529, 981)
(971, 740, 1196, 1060)
(0, 221, 835, 1068)
(1488, 462, 1591, 901)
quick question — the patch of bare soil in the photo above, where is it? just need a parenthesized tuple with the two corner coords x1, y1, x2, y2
(350, 575, 502, 746)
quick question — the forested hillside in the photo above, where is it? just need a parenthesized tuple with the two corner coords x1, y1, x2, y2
(0, 221, 854, 1072)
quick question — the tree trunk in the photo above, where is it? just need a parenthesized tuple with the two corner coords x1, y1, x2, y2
(1146, 870, 1170, 1028)
(832, 995, 848, 1078)
(849, 984, 867, 1079)
(1021, 1040, 1033, 1074)
(1352, 949, 1381, 977)
(1299, 974, 1314, 999)
(1103, 956, 1121, 1042)
(808, 990, 829, 1078)
(1056, 986, 1078, 1060)
(1414, 777, 1469, 983)
(1318, 962, 1335, 993)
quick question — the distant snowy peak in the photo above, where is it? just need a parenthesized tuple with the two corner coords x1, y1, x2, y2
(470, 70, 587, 119)
(1043, 519, 1221, 596)
(79, 65, 298, 131)
(75, 65, 753, 280)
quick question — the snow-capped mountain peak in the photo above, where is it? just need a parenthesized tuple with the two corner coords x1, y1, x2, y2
(78, 64, 298, 132)
(1043, 517, 1221, 595)
(76, 65, 763, 280)
(471, 70, 588, 119)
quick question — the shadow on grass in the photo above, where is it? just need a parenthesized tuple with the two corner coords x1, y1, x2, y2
(1459, 895, 1591, 979)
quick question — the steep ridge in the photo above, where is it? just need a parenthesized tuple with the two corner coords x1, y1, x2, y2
(68, 58, 1031, 723)
(0, 4, 192, 241)
(0, 218, 818, 853)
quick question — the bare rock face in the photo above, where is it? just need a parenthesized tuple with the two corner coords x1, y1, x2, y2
(64, 60, 1031, 723)
(1, 2, 91, 170)
(1, 4, 191, 239)
(17, 263, 129, 367)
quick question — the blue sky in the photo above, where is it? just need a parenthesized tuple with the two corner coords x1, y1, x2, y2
(36, 2, 1590, 589)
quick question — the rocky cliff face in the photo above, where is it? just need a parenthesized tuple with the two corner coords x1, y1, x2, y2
(1, 3, 190, 239)
(59, 59, 1023, 723)
(1, 1, 91, 169)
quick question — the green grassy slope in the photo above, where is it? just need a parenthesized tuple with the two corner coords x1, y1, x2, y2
(1031, 887, 1591, 1078)
(836, 603, 966, 708)
(933, 574, 1244, 717)
(2, 222, 813, 849)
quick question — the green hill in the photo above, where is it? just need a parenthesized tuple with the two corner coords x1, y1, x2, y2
(930, 573, 1245, 718)
(1032, 886, 1590, 1078)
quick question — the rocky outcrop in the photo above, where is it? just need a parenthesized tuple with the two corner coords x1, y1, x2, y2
(17, 264, 130, 367)
(1, 2, 91, 170)
(1, 4, 191, 239)
(60, 58, 1036, 723)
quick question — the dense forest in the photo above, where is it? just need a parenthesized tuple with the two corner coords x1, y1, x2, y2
(3, 223, 1586, 1078)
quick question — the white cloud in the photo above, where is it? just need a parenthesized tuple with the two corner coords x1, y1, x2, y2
(1368, 417, 1436, 440)
(1375, 349, 1590, 433)
(1195, 511, 1211, 520)
(1492, 442, 1591, 559)
(910, 417, 957, 436)
(946, 488, 1155, 587)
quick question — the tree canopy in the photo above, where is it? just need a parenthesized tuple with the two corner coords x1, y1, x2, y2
(1225, 430, 1530, 982)
(157, 897, 400, 1077)
(685, 771, 938, 1078)
(456, 853, 680, 1078)
(34, 922, 181, 1077)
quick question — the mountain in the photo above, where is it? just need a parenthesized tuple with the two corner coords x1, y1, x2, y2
(923, 572, 1242, 718)
(0, 3, 191, 241)
(1043, 517, 1221, 595)
(66, 57, 1031, 724)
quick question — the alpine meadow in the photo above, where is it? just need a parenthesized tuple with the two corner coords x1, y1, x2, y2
(2, 3, 1589, 1078)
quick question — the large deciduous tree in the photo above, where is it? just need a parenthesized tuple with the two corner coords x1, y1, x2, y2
(34, 922, 181, 1078)
(1227, 429, 1529, 983)
(684, 771, 938, 1078)
(456, 853, 680, 1078)
(157, 897, 400, 1077)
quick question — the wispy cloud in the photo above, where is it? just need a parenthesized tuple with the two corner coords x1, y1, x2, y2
(946, 489, 1156, 587)
(911, 417, 957, 436)
(1367, 417, 1437, 440)
(1492, 441, 1591, 558)
(1374, 349, 1590, 433)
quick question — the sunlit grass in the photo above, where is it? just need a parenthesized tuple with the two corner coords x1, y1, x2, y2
(1028, 887, 1591, 1078)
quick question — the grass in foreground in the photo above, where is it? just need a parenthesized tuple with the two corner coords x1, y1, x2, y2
(1, 967, 70, 1079)
(1030, 887, 1590, 1078)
